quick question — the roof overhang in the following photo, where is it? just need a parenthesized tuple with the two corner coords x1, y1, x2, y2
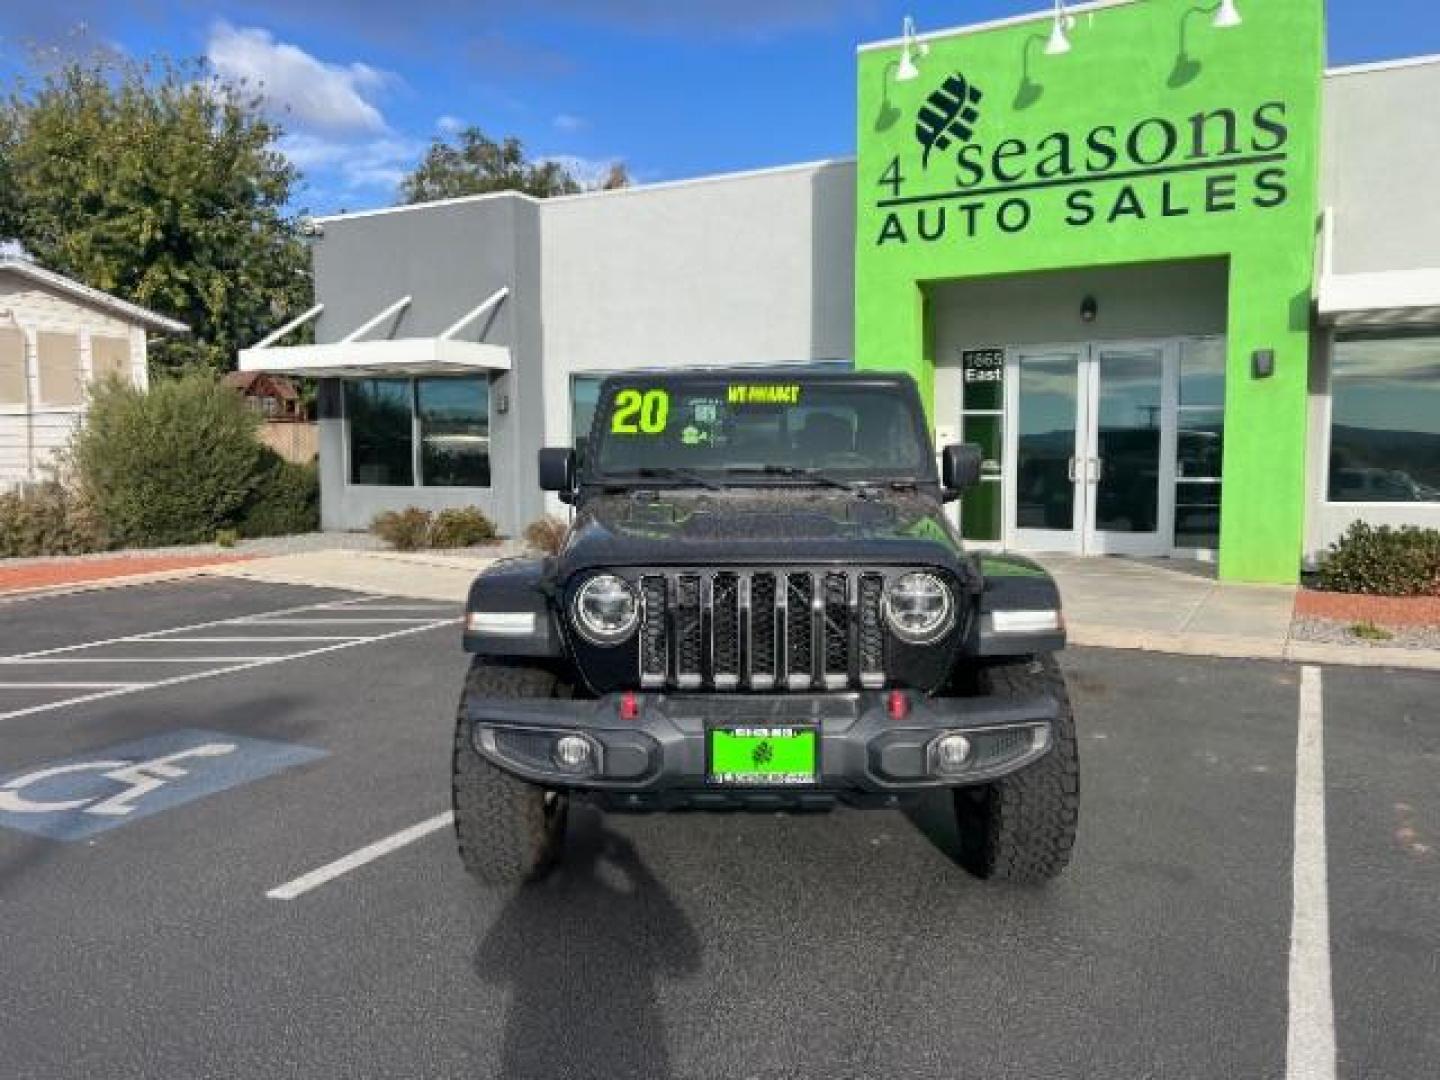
(237, 337, 511, 378)
(1317, 268, 1440, 330)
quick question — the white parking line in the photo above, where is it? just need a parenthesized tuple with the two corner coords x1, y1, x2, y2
(0, 682, 146, 689)
(266, 811, 454, 901)
(130, 636, 370, 644)
(238, 617, 441, 626)
(1287, 665, 1336, 1080)
(0, 618, 456, 722)
(1, 656, 277, 664)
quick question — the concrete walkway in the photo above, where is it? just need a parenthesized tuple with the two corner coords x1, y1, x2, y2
(1035, 555, 1440, 671)
(210, 548, 499, 603)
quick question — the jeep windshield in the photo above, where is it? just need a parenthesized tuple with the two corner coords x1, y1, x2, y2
(588, 376, 933, 488)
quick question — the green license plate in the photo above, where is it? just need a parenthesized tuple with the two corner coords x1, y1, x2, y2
(708, 726, 818, 786)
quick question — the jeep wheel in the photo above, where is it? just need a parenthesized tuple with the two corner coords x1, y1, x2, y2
(954, 654, 1079, 884)
(452, 658, 571, 886)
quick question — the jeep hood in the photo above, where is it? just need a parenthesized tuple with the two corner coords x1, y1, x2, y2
(555, 491, 969, 577)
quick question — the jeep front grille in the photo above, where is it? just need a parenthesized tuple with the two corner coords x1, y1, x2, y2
(638, 570, 888, 691)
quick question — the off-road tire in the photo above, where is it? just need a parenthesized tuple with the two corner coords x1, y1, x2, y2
(452, 658, 570, 886)
(954, 653, 1079, 884)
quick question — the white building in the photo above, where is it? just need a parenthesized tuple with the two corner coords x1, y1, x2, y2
(0, 256, 187, 486)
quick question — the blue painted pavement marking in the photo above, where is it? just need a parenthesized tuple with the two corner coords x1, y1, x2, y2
(0, 728, 328, 841)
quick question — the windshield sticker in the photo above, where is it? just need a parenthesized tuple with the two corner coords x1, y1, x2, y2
(610, 388, 670, 434)
(727, 384, 802, 406)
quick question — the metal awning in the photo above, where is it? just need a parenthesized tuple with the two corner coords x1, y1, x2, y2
(238, 337, 510, 377)
(1315, 208, 1440, 329)
(238, 287, 511, 377)
(1317, 268, 1440, 329)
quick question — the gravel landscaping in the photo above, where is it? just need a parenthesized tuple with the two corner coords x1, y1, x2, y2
(1291, 616, 1440, 651)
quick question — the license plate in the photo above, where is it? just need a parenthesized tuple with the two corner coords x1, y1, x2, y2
(707, 726, 818, 786)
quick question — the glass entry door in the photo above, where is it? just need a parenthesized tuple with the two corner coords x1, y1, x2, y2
(1005, 341, 1177, 556)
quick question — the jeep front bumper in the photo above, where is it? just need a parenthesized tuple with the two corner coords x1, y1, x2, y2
(464, 690, 1057, 810)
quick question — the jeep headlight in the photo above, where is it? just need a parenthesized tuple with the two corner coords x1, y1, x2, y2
(883, 572, 954, 644)
(573, 574, 639, 646)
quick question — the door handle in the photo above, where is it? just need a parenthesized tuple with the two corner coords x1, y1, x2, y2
(1067, 457, 1078, 482)
(1090, 457, 1103, 483)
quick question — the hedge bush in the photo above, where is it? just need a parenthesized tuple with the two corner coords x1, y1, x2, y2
(69, 374, 264, 547)
(430, 507, 497, 548)
(523, 514, 569, 555)
(1316, 522, 1440, 596)
(0, 482, 108, 557)
(371, 508, 433, 551)
(239, 451, 320, 539)
(371, 506, 498, 550)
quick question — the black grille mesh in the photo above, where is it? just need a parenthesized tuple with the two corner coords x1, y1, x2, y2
(632, 569, 912, 690)
(785, 573, 814, 681)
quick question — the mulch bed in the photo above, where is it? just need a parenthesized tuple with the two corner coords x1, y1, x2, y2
(1295, 589, 1440, 628)
(0, 554, 254, 595)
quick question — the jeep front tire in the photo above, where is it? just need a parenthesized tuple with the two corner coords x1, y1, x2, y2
(452, 658, 570, 886)
(954, 654, 1080, 884)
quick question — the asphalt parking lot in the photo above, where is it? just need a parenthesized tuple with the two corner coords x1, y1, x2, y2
(0, 578, 1435, 1079)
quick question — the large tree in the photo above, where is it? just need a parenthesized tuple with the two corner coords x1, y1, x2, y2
(400, 126, 629, 203)
(0, 59, 311, 375)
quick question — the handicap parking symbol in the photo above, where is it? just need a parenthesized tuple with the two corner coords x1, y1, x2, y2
(0, 728, 328, 841)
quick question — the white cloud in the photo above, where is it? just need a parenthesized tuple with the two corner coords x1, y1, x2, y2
(553, 113, 587, 133)
(206, 22, 391, 135)
(281, 132, 425, 195)
(436, 114, 465, 136)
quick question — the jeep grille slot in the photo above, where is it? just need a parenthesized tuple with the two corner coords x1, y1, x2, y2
(640, 575, 668, 688)
(785, 572, 814, 690)
(675, 574, 703, 689)
(630, 569, 903, 692)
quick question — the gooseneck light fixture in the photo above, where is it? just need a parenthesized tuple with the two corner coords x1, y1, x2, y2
(1213, 0, 1243, 29)
(1045, 0, 1075, 55)
(896, 15, 928, 82)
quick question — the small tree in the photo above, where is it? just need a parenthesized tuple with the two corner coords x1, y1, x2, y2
(400, 127, 631, 203)
(0, 57, 311, 375)
(70, 374, 266, 546)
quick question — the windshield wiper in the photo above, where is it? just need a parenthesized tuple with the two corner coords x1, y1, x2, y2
(605, 467, 725, 491)
(723, 465, 864, 493)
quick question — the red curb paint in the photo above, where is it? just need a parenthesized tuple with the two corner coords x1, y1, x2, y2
(0, 554, 255, 595)
(1295, 590, 1440, 629)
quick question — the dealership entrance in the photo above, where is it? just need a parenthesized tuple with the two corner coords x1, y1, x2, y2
(953, 334, 1225, 559)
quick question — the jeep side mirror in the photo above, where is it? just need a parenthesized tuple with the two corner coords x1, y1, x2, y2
(942, 443, 983, 498)
(539, 447, 577, 502)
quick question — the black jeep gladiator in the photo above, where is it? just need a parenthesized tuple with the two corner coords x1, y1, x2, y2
(453, 371, 1078, 885)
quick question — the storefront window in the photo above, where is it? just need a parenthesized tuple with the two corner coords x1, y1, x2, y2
(1175, 338, 1225, 549)
(960, 349, 1005, 543)
(1329, 335, 1440, 503)
(346, 379, 413, 486)
(418, 377, 491, 487)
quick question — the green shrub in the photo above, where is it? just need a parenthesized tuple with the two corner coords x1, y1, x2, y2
(372, 508, 433, 551)
(69, 374, 264, 547)
(430, 507, 498, 548)
(215, 528, 239, 548)
(1316, 522, 1440, 596)
(239, 451, 320, 538)
(523, 514, 569, 555)
(0, 482, 108, 557)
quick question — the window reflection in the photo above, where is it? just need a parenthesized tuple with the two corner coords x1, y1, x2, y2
(1329, 336, 1440, 503)
(346, 379, 413, 486)
(418, 377, 490, 487)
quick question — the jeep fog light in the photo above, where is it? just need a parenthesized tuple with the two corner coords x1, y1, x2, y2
(883, 572, 954, 644)
(573, 574, 639, 646)
(553, 734, 596, 773)
(932, 733, 973, 775)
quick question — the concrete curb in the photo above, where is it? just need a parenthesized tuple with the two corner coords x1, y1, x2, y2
(1069, 624, 1440, 672)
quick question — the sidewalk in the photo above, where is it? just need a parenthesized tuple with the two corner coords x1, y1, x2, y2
(1034, 555, 1440, 672)
(208, 548, 500, 603)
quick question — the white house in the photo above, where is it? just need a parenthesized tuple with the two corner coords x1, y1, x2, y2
(0, 256, 188, 486)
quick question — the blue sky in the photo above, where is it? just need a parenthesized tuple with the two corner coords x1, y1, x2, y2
(1, 1, 1434, 215)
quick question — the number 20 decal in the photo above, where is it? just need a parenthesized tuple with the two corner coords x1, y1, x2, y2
(611, 389, 669, 434)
